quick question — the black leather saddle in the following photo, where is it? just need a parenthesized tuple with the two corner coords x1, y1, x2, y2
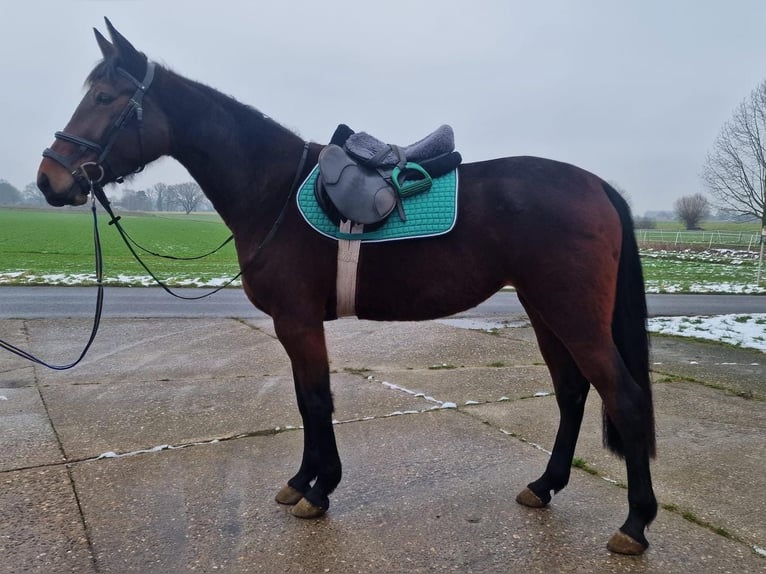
(315, 124, 462, 227)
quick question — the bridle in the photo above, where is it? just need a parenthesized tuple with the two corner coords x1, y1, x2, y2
(3, 60, 158, 369)
(42, 60, 156, 192)
(7, 57, 310, 369)
(39, 55, 311, 295)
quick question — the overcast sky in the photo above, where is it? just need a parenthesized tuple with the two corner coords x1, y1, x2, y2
(2, 1, 765, 215)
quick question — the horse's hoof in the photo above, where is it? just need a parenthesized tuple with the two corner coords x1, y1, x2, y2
(515, 487, 547, 508)
(607, 531, 648, 555)
(290, 497, 327, 519)
(275, 485, 303, 505)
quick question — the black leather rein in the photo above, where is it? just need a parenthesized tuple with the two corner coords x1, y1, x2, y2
(0, 195, 106, 370)
(3, 58, 310, 369)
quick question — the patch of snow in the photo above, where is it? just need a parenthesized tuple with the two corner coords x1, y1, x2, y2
(648, 314, 766, 352)
(94, 441, 214, 461)
(437, 318, 523, 331)
(381, 381, 442, 404)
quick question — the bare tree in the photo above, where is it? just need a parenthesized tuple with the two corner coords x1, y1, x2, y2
(120, 189, 153, 211)
(147, 182, 175, 211)
(0, 180, 22, 205)
(170, 181, 204, 214)
(674, 193, 710, 230)
(702, 78, 766, 282)
(701, 79, 766, 227)
(22, 182, 47, 206)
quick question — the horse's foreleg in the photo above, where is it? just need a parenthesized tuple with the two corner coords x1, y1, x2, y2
(273, 319, 342, 518)
(516, 304, 590, 508)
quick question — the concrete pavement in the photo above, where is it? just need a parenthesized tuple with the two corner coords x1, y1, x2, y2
(0, 312, 764, 573)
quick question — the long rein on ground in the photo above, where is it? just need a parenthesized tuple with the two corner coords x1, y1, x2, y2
(1, 60, 309, 370)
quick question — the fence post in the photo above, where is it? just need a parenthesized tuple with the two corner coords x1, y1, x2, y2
(758, 227, 765, 285)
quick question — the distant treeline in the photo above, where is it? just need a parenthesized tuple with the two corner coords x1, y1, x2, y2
(0, 179, 212, 214)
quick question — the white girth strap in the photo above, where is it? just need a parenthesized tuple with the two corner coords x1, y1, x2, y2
(336, 220, 364, 317)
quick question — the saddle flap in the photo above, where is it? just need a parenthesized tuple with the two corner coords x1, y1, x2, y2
(317, 144, 354, 186)
(317, 145, 397, 225)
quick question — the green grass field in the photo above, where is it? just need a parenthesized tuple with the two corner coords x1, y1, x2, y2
(0, 207, 239, 286)
(0, 208, 763, 293)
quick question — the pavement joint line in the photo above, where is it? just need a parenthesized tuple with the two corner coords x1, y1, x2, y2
(459, 399, 766, 559)
(659, 502, 766, 559)
(365, 370, 556, 409)
(7, 408, 764, 559)
(474, 413, 766, 558)
(28, 319, 99, 572)
(0, 395, 555, 475)
(235, 316, 279, 340)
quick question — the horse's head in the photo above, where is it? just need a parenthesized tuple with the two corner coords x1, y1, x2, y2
(37, 18, 170, 206)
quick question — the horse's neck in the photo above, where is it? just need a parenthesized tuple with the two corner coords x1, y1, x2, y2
(158, 70, 305, 233)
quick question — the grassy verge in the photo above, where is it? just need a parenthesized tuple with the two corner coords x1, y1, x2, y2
(0, 207, 239, 286)
(0, 208, 763, 291)
(641, 248, 763, 294)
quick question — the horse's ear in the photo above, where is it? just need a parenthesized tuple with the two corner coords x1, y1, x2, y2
(103, 17, 146, 76)
(94, 28, 117, 61)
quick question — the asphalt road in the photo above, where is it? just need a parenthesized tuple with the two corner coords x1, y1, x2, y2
(0, 286, 763, 320)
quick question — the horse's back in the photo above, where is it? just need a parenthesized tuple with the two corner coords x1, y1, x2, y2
(354, 155, 624, 321)
(459, 155, 617, 222)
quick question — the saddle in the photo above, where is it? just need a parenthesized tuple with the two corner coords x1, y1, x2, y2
(315, 124, 462, 227)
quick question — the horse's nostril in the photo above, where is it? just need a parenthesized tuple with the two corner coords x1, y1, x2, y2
(37, 173, 50, 194)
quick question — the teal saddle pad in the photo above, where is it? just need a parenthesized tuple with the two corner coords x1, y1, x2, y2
(296, 165, 458, 242)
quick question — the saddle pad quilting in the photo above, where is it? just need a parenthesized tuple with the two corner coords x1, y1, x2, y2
(296, 165, 458, 243)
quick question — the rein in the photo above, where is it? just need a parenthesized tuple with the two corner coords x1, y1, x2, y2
(6, 52, 311, 368)
(42, 58, 311, 299)
(0, 195, 105, 370)
(0, 62, 157, 370)
(89, 141, 310, 301)
(92, 184, 240, 301)
(0, 143, 309, 369)
(119, 226, 234, 261)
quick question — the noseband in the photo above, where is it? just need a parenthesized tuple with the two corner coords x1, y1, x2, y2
(42, 61, 156, 190)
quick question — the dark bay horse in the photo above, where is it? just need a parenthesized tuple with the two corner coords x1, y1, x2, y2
(37, 19, 657, 555)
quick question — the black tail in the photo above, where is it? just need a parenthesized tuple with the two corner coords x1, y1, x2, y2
(601, 183, 656, 458)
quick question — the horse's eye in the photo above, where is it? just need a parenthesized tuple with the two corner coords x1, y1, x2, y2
(95, 92, 116, 105)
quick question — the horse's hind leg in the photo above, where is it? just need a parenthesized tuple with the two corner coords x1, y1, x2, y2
(600, 357, 657, 553)
(515, 286, 656, 554)
(515, 301, 590, 508)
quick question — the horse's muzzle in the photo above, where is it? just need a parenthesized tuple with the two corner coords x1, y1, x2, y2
(36, 172, 89, 207)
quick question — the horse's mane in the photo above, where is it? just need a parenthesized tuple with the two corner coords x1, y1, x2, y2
(85, 54, 287, 129)
(86, 57, 300, 153)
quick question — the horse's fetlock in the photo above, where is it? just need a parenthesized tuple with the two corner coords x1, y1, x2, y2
(303, 489, 330, 511)
(526, 481, 553, 505)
